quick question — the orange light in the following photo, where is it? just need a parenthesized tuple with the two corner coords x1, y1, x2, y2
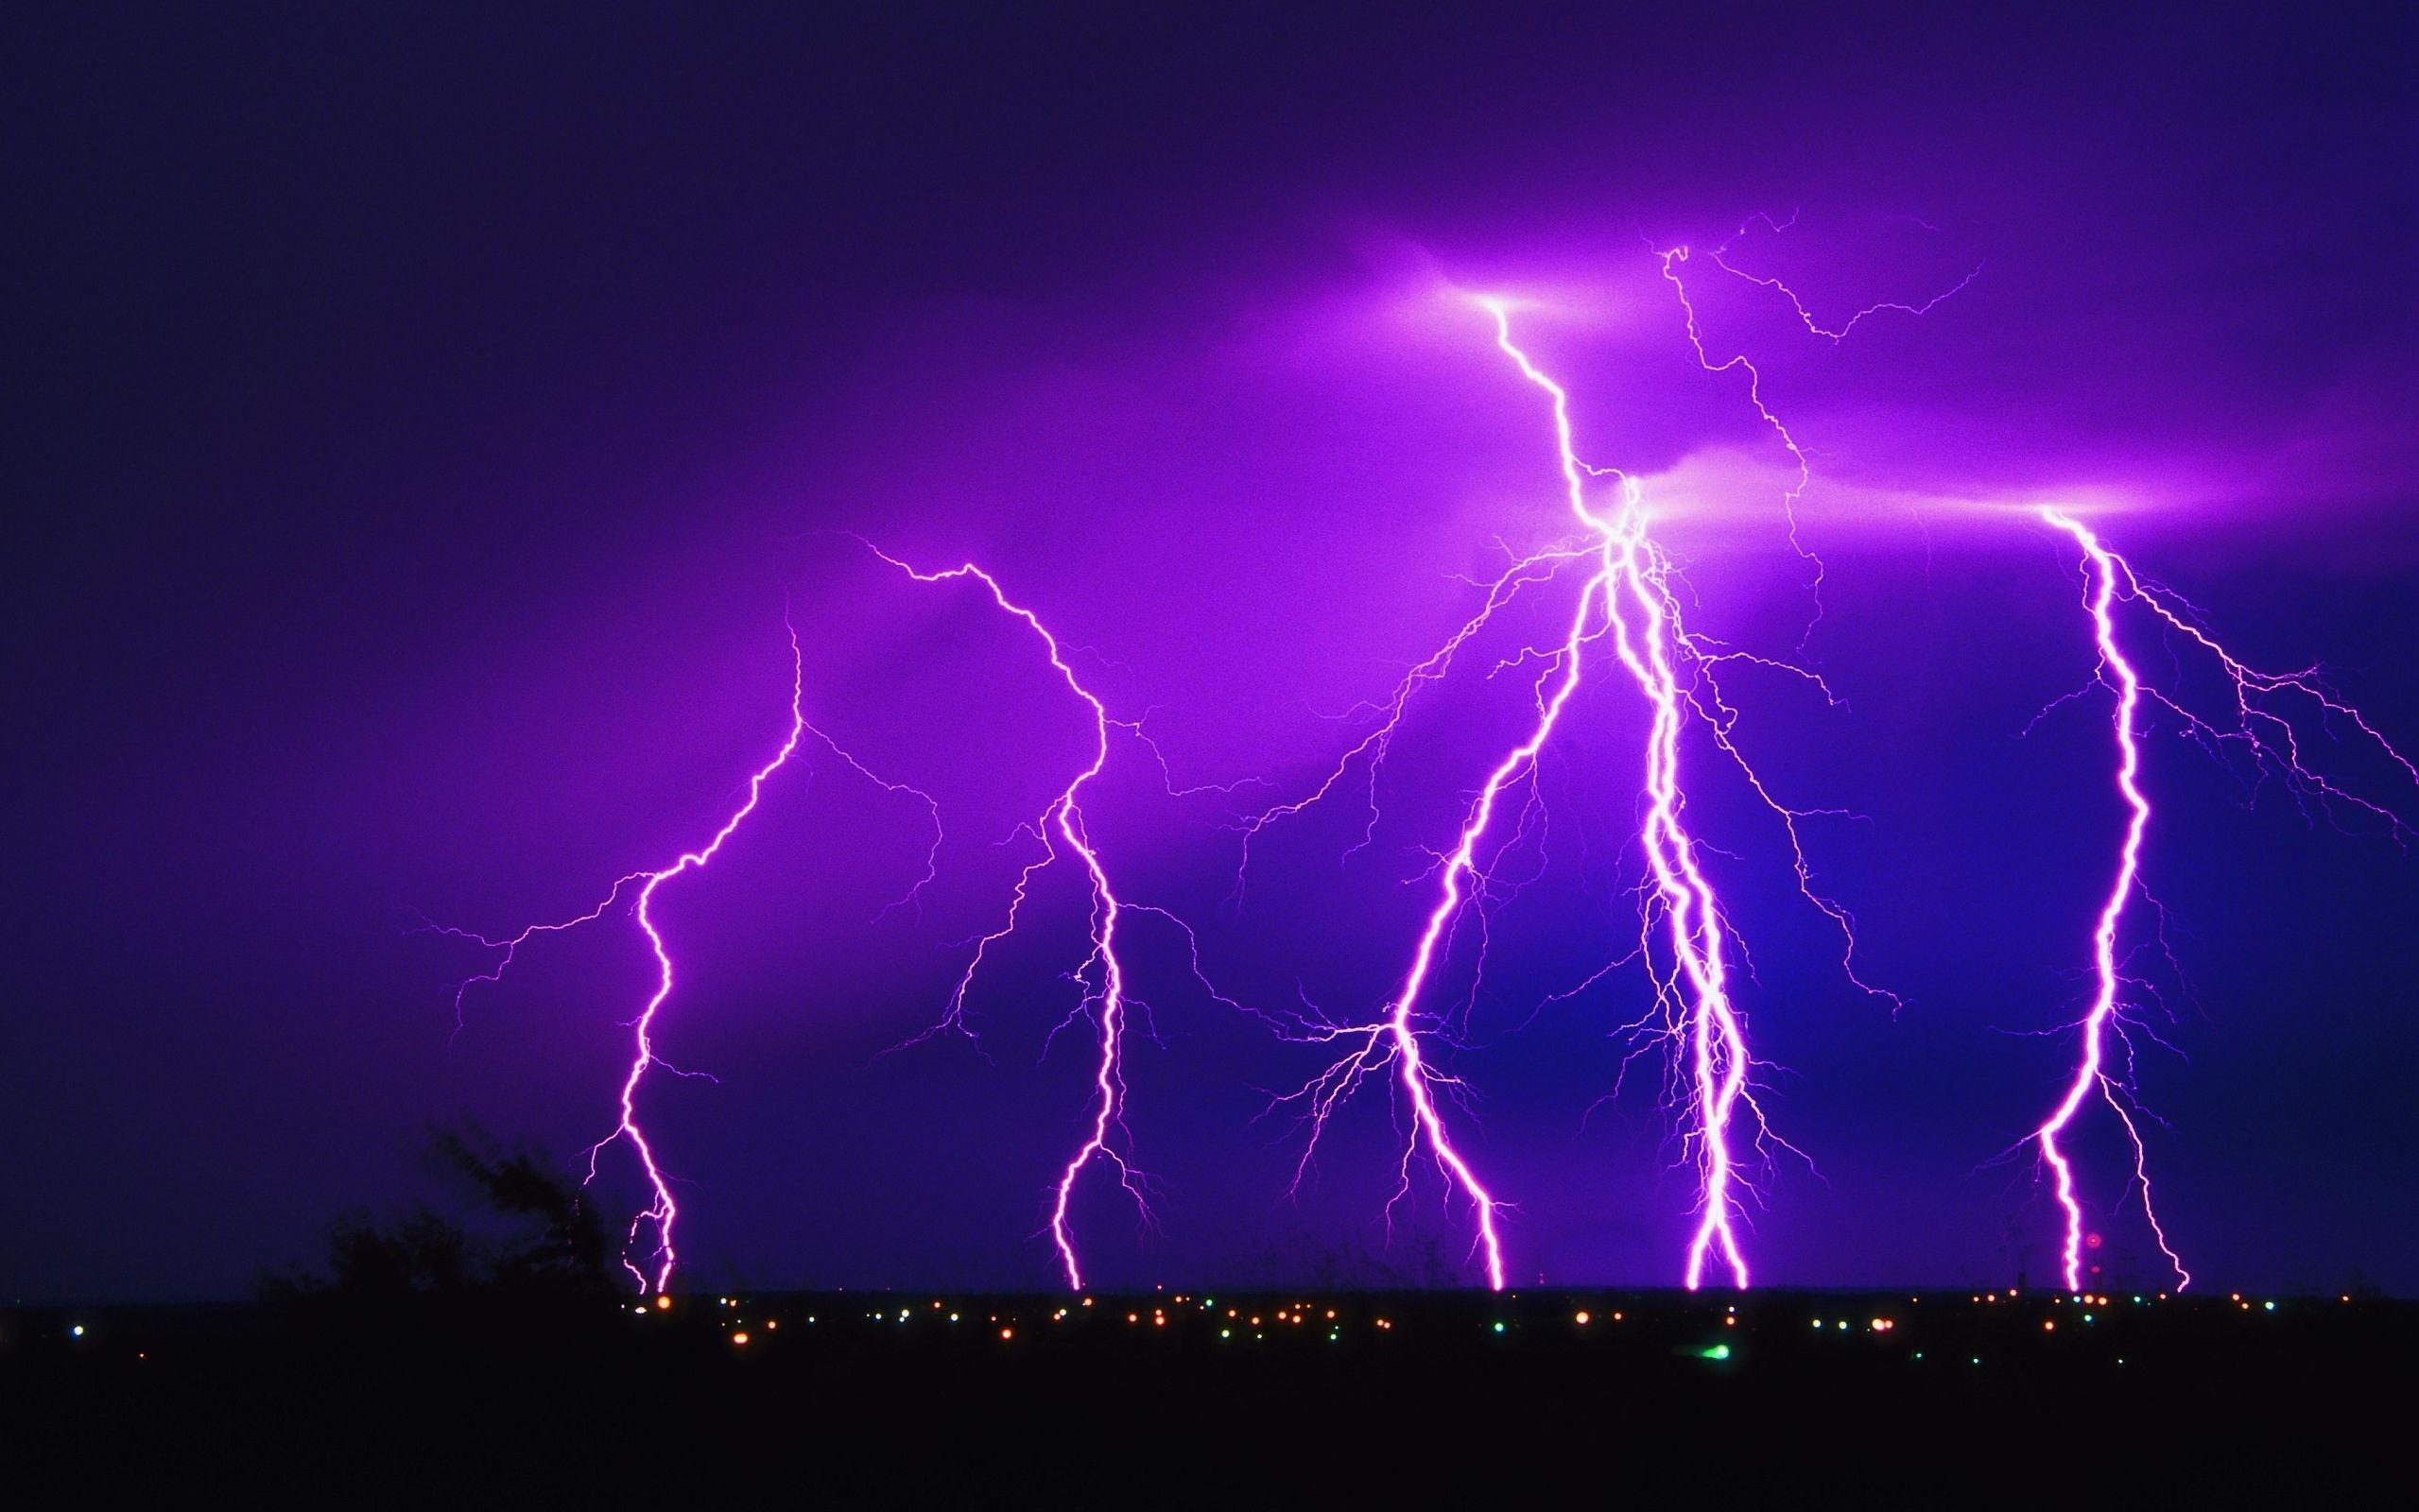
(2042, 1320, 2055, 1332)
(1574, 1311, 1591, 1326)
(732, 1332, 751, 1346)
(654, 1295, 672, 1311)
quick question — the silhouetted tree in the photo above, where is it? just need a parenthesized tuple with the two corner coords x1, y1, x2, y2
(267, 1125, 619, 1304)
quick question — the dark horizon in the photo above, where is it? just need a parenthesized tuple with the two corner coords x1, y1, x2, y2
(7, 4, 2415, 1305)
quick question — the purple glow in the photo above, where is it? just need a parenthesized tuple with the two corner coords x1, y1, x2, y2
(23, 8, 2419, 1313)
(413, 222, 2413, 1295)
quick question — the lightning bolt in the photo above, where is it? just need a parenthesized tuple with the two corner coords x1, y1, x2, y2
(423, 621, 940, 1292)
(2030, 511, 2178, 1295)
(1488, 305, 1762, 1289)
(851, 541, 1150, 1292)
(1257, 286, 1893, 1289)
(1275, 524, 1598, 1293)
(588, 647, 810, 1296)
(2027, 509, 2415, 1292)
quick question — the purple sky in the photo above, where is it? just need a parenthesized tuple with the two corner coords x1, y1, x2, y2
(8, 4, 2415, 1301)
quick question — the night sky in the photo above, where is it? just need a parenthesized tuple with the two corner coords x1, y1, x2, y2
(9, 4, 2415, 1303)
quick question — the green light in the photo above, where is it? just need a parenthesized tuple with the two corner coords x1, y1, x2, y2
(1492, 1322, 1507, 1334)
(2082, 1314, 2095, 1323)
(2263, 1301, 2276, 1312)
(1696, 1344, 1731, 1361)
(1219, 1329, 1231, 1339)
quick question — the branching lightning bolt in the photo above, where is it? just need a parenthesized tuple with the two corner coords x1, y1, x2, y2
(2025, 510, 2416, 1292)
(851, 541, 1152, 1292)
(1248, 284, 1908, 1288)
(423, 623, 940, 1292)
(2030, 512, 2179, 1294)
(1490, 306, 1769, 1290)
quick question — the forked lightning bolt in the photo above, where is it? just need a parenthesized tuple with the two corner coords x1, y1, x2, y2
(423, 623, 938, 1292)
(854, 542, 1150, 1292)
(2027, 510, 2414, 1291)
(1256, 287, 1899, 1288)
(1489, 306, 1771, 1288)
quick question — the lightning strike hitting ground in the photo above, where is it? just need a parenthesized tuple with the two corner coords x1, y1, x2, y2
(421, 219, 2406, 1299)
(1488, 306, 1763, 1289)
(425, 625, 848, 1291)
(2030, 512, 2180, 1295)
(1247, 232, 1976, 1286)
(853, 543, 1151, 1292)
(2027, 510, 2416, 1292)
(1253, 287, 1902, 1288)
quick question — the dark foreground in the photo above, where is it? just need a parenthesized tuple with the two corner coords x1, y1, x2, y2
(6, 1287, 2399, 1503)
